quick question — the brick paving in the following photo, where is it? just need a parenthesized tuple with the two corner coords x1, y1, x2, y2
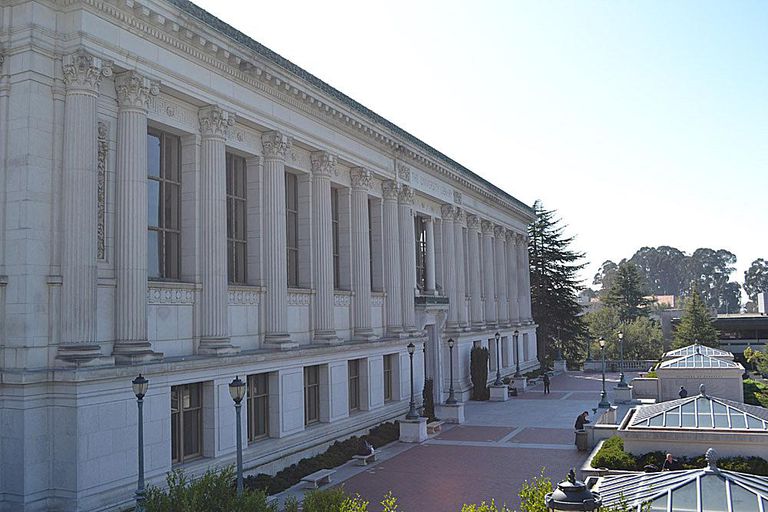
(509, 427, 575, 445)
(435, 426, 515, 442)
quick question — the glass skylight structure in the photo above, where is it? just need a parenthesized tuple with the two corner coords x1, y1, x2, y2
(659, 353, 740, 369)
(664, 344, 733, 361)
(630, 395, 768, 430)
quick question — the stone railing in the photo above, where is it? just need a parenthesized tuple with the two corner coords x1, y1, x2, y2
(583, 359, 656, 372)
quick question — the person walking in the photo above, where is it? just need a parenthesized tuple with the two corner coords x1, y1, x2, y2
(679, 386, 688, 399)
(542, 373, 551, 394)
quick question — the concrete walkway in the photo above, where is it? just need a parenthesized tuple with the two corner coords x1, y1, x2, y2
(273, 371, 630, 512)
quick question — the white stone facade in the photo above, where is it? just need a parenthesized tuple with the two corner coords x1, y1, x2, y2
(0, 1, 538, 510)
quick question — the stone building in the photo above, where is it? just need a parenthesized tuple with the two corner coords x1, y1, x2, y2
(0, 0, 537, 510)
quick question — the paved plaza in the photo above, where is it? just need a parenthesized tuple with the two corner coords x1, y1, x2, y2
(281, 371, 629, 511)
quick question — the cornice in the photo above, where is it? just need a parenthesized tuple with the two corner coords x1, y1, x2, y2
(68, 0, 533, 219)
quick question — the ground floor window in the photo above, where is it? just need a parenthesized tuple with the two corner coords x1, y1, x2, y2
(304, 365, 320, 425)
(384, 354, 395, 402)
(171, 383, 202, 464)
(247, 373, 269, 442)
(349, 359, 361, 412)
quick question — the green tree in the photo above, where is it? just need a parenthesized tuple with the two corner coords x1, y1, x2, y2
(528, 200, 587, 365)
(583, 308, 663, 360)
(673, 285, 718, 348)
(593, 260, 619, 296)
(687, 248, 740, 313)
(604, 262, 651, 323)
(744, 258, 768, 302)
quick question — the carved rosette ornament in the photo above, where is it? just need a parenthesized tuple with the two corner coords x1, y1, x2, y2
(199, 105, 235, 139)
(466, 214, 480, 231)
(261, 131, 292, 160)
(62, 50, 113, 94)
(97, 121, 109, 260)
(398, 184, 414, 205)
(481, 219, 495, 234)
(397, 162, 411, 181)
(382, 180, 399, 201)
(441, 204, 456, 219)
(350, 167, 372, 190)
(114, 71, 159, 111)
(310, 151, 337, 177)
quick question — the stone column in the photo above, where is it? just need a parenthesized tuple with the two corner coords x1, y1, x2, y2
(495, 225, 509, 327)
(382, 180, 402, 336)
(454, 209, 468, 329)
(112, 71, 162, 364)
(399, 185, 417, 333)
(310, 151, 339, 343)
(441, 205, 459, 331)
(425, 217, 436, 295)
(197, 106, 239, 355)
(466, 215, 484, 330)
(506, 230, 520, 324)
(481, 220, 497, 328)
(521, 234, 533, 321)
(57, 50, 112, 364)
(516, 233, 529, 323)
(350, 168, 375, 340)
(261, 131, 295, 348)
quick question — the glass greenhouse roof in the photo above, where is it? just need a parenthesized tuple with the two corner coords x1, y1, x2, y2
(596, 458, 768, 512)
(664, 344, 733, 360)
(630, 394, 768, 430)
(658, 353, 741, 369)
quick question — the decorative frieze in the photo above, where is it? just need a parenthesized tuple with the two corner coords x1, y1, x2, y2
(97, 121, 108, 260)
(287, 291, 311, 306)
(198, 105, 235, 138)
(228, 288, 261, 305)
(261, 130, 292, 160)
(147, 94, 195, 126)
(371, 294, 385, 307)
(310, 151, 337, 177)
(62, 50, 112, 93)
(147, 286, 195, 305)
(334, 293, 352, 307)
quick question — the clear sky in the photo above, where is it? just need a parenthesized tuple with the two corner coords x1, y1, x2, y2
(192, 0, 767, 289)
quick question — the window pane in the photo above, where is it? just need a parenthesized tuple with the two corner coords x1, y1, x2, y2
(730, 414, 746, 429)
(670, 481, 696, 512)
(164, 134, 180, 182)
(183, 410, 200, 457)
(731, 483, 758, 512)
(147, 179, 160, 227)
(699, 413, 713, 428)
(681, 413, 695, 427)
(171, 410, 180, 462)
(648, 493, 668, 512)
(700, 474, 727, 512)
(746, 415, 764, 429)
(164, 182, 180, 229)
(147, 133, 161, 177)
(714, 414, 729, 428)
(148, 230, 160, 279)
(165, 231, 180, 279)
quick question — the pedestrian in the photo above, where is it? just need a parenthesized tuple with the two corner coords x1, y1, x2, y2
(679, 386, 688, 399)
(542, 373, 551, 394)
(574, 411, 590, 431)
(662, 453, 678, 471)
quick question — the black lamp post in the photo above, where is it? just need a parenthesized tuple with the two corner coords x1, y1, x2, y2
(513, 329, 521, 378)
(545, 469, 602, 511)
(228, 376, 247, 496)
(446, 338, 457, 404)
(131, 374, 149, 512)
(406, 342, 419, 419)
(493, 332, 503, 385)
(598, 338, 610, 408)
(617, 331, 627, 388)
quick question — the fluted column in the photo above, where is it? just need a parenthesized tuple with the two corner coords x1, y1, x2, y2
(382, 180, 402, 336)
(197, 106, 239, 355)
(481, 220, 497, 327)
(311, 152, 339, 343)
(399, 185, 417, 333)
(425, 217, 436, 295)
(520, 234, 533, 321)
(57, 50, 112, 364)
(467, 215, 484, 330)
(506, 230, 520, 324)
(495, 225, 510, 327)
(454, 208, 468, 329)
(441, 205, 459, 331)
(112, 71, 162, 364)
(516, 233, 528, 324)
(350, 168, 375, 339)
(262, 131, 295, 348)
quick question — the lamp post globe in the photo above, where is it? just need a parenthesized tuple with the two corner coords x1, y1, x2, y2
(406, 342, 419, 419)
(617, 331, 628, 388)
(228, 376, 246, 496)
(544, 469, 602, 511)
(493, 332, 503, 386)
(598, 337, 610, 408)
(446, 338, 457, 404)
(132, 374, 149, 512)
(513, 329, 521, 378)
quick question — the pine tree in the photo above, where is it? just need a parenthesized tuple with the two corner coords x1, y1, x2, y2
(528, 200, 587, 365)
(604, 262, 650, 323)
(673, 285, 718, 348)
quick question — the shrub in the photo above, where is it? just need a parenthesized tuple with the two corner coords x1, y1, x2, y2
(518, 469, 552, 512)
(744, 379, 768, 408)
(470, 346, 490, 400)
(302, 487, 347, 512)
(590, 436, 636, 470)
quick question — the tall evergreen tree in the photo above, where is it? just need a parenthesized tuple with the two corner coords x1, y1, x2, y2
(673, 285, 718, 348)
(604, 262, 650, 323)
(528, 200, 587, 364)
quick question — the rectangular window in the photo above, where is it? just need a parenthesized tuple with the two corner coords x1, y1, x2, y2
(247, 373, 269, 442)
(171, 383, 202, 464)
(332, 188, 340, 289)
(383, 354, 394, 402)
(226, 153, 247, 284)
(348, 359, 360, 412)
(368, 200, 374, 288)
(286, 173, 299, 287)
(304, 365, 320, 425)
(415, 216, 427, 292)
(147, 130, 181, 280)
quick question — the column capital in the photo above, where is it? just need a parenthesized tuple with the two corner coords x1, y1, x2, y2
(454, 207, 465, 224)
(441, 204, 456, 219)
(494, 225, 506, 238)
(115, 71, 159, 111)
(62, 50, 113, 94)
(466, 214, 481, 231)
(261, 130, 292, 160)
(506, 229, 517, 242)
(516, 233, 529, 245)
(199, 105, 235, 139)
(398, 184, 414, 205)
(382, 180, 399, 201)
(350, 167, 372, 190)
(310, 151, 337, 177)
(481, 219, 495, 235)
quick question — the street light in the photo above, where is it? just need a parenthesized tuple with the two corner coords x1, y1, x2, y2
(513, 329, 521, 378)
(545, 469, 602, 511)
(228, 376, 247, 496)
(406, 342, 419, 419)
(446, 338, 457, 404)
(493, 332, 503, 386)
(617, 331, 627, 388)
(131, 374, 149, 512)
(598, 338, 610, 408)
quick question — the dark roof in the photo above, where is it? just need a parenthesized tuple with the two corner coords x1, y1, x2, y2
(164, 0, 534, 217)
